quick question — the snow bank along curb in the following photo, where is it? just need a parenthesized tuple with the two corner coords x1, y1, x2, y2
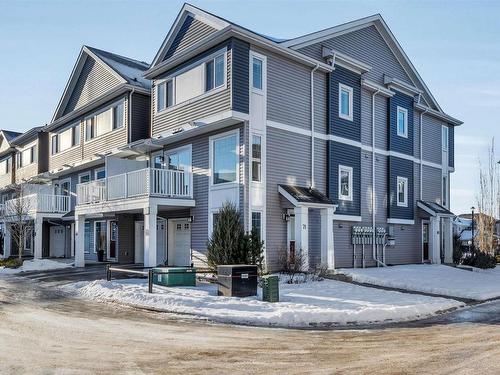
(340, 264, 500, 301)
(62, 278, 464, 328)
(0, 259, 74, 274)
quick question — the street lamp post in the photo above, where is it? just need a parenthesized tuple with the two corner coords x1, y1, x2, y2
(471, 206, 475, 253)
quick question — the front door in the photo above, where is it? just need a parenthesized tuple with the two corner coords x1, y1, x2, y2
(167, 219, 191, 266)
(287, 212, 296, 259)
(134, 219, 167, 265)
(422, 222, 430, 262)
(108, 220, 118, 261)
(50, 226, 65, 257)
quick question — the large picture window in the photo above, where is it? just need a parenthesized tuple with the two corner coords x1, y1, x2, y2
(338, 165, 353, 201)
(212, 133, 238, 185)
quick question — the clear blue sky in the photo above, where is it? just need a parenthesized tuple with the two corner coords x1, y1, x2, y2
(1, 0, 498, 215)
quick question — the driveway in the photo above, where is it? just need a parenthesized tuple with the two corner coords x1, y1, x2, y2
(1, 268, 500, 374)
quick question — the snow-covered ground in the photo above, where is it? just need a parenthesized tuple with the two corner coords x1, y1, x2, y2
(63, 277, 463, 328)
(0, 259, 73, 274)
(341, 264, 500, 301)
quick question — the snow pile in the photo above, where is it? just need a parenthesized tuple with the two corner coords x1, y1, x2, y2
(63, 277, 462, 328)
(341, 265, 500, 301)
(0, 259, 73, 274)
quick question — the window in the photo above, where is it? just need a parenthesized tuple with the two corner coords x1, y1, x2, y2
(52, 123, 80, 155)
(51, 134, 58, 155)
(251, 135, 262, 182)
(251, 211, 262, 240)
(442, 175, 448, 207)
(94, 221, 107, 254)
(166, 147, 191, 172)
(397, 176, 408, 207)
(18, 145, 36, 168)
(442, 126, 449, 151)
(85, 101, 124, 141)
(338, 165, 353, 201)
(95, 168, 106, 180)
(0, 158, 10, 175)
(212, 133, 238, 185)
(252, 57, 263, 90)
(79, 172, 91, 184)
(397, 106, 408, 138)
(205, 54, 225, 91)
(339, 84, 353, 121)
(156, 80, 174, 112)
(84, 221, 90, 254)
(59, 179, 71, 196)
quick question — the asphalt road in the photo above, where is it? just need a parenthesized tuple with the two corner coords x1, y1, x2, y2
(1, 267, 500, 374)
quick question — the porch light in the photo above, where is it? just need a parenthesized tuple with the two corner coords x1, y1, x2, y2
(281, 212, 290, 222)
(188, 216, 194, 223)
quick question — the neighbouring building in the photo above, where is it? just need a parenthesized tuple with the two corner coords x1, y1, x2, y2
(0, 4, 462, 271)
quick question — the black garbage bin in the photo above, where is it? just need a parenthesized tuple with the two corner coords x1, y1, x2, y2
(217, 265, 258, 297)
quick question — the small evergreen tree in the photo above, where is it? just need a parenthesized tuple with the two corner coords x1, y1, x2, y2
(206, 201, 264, 271)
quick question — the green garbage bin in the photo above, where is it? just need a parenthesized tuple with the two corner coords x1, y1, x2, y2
(261, 275, 279, 302)
(153, 267, 196, 287)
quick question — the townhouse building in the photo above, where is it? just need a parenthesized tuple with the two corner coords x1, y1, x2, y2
(0, 4, 462, 271)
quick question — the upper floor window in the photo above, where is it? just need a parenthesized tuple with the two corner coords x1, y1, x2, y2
(251, 135, 262, 182)
(166, 147, 191, 172)
(95, 168, 106, 180)
(156, 80, 174, 112)
(442, 125, 449, 151)
(339, 84, 353, 121)
(338, 165, 353, 201)
(85, 100, 124, 141)
(397, 176, 408, 207)
(52, 123, 80, 155)
(251, 211, 262, 240)
(397, 106, 408, 138)
(205, 54, 225, 92)
(212, 133, 238, 185)
(0, 158, 10, 175)
(252, 57, 263, 90)
(17, 145, 36, 168)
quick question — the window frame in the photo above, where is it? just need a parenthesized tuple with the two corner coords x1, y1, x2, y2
(251, 56, 263, 91)
(78, 171, 91, 184)
(442, 125, 449, 152)
(338, 165, 353, 201)
(396, 176, 408, 207)
(442, 175, 448, 207)
(17, 143, 36, 169)
(51, 122, 80, 156)
(84, 99, 125, 143)
(251, 134, 262, 183)
(156, 78, 175, 113)
(0, 158, 10, 175)
(205, 53, 225, 92)
(251, 211, 263, 240)
(396, 106, 408, 138)
(210, 130, 239, 187)
(94, 167, 106, 180)
(338, 83, 354, 121)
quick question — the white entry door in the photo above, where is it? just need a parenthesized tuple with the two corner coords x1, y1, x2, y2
(50, 226, 65, 258)
(134, 219, 167, 265)
(168, 219, 191, 266)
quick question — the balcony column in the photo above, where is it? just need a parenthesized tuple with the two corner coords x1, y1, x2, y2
(294, 206, 309, 271)
(75, 214, 86, 268)
(144, 204, 158, 268)
(33, 216, 43, 259)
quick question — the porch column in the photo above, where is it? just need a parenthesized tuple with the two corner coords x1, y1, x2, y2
(320, 207, 335, 270)
(429, 216, 441, 264)
(443, 217, 453, 264)
(74, 215, 85, 268)
(294, 206, 309, 271)
(33, 216, 43, 259)
(144, 205, 158, 268)
(3, 223, 11, 258)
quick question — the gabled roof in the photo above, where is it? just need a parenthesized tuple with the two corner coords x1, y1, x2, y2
(51, 45, 150, 122)
(11, 126, 44, 147)
(1, 130, 22, 143)
(281, 14, 443, 113)
(278, 184, 335, 207)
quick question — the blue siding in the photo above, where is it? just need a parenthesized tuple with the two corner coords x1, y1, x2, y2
(449, 125, 454, 168)
(388, 91, 414, 155)
(328, 66, 361, 141)
(388, 156, 414, 220)
(230, 39, 249, 114)
(328, 141, 361, 216)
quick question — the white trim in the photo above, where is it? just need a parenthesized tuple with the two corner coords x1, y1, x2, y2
(84, 98, 126, 143)
(384, 75, 423, 96)
(396, 176, 408, 207)
(332, 214, 362, 222)
(396, 106, 408, 138)
(78, 171, 91, 184)
(338, 83, 353, 121)
(94, 167, 105, 180)
(387, 218, 414, 225)
(277, 185, 335, 209)
(164, 144, 193, 197)
(93, 220, 106, 254)
(442, 125, 449, 152)
(338, 165, 353, 201)
(361, 78, 395, 97)
(209, 129, 240, 187)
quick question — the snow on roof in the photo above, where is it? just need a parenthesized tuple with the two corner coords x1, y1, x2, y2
(86, 46, 151, 89)
(2, 130, 22, 142)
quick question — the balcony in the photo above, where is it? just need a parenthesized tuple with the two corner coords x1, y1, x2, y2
(76, 168, 192, 205)
(4, 194, 70, 216)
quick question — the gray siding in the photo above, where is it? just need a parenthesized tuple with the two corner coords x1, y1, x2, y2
(0, 154, 13, 188)
(63, 57, 121, 116)
(422, 165, 442, 203)
(314, 138, 327, 193)
(130, 93, 151, 142)
(164, 16, 218, 61)
(422, 114, 444, 165)
(308, 208, 322, 267)
(314, 71, 327, 134)
(232, 40, 250, 114)
(117, 214, 135, 263)
(298, 25, 413, 86)
(360, 91, 388, 150)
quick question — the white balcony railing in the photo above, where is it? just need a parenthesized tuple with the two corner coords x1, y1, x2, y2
(4, 194, 70, 215)
(76, 168, 192, 205)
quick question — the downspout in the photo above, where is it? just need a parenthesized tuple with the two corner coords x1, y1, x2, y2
(128, 88, 135, 144)
(371, 89, 382, 265)
(310, 63, 320, 188)
(419, 108, 428, 200)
